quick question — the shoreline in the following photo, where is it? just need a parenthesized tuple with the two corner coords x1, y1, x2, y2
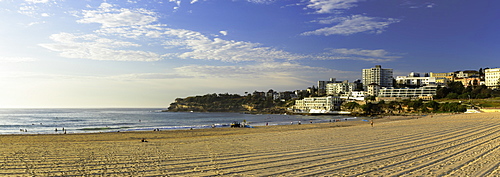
(2, 112, 498, 176)
(0, 115, 388, 146)
(0, 112, 456, 139)
(0, 117, 370, 139)
(0, 112, 431, 138)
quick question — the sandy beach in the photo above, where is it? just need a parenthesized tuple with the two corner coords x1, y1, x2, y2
(1, 112, 499, 176)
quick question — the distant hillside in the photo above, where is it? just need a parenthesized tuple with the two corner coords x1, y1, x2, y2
(167, 93, 292, 114)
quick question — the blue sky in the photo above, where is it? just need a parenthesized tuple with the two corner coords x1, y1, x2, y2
(0, 0, 498, 108)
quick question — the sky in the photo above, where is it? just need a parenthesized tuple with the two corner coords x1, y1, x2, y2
(0, 0, 499, 108)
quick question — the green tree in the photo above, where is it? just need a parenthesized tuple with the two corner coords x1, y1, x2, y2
(423, 100, 439, 112)
(434, 86, 449, 99)
(446, 93, 459, 99)
(344, 102, 360, 111)
(362, 102, 380, 115)
(447, 81, 465, 94)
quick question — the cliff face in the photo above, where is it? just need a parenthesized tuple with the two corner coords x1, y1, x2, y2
(168, 101, 248, 112)
(167, 93, 290, 114)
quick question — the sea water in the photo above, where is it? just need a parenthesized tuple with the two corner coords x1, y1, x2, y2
(0, 108, 361, 134)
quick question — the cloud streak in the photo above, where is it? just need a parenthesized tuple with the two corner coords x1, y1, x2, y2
(306, 0, 360, 14)
(303, 14, 400, 36)
(38, 2, 401, 65)
(39, 2, 310, 63)
(163, 31, 308, 62)
(0, 57, 37, 63)
(39, 33, 162, 61)
(77, 3, 158, 28)
(175, 62, 350, 80)
(318, 48, 403, 62)
(303, 0, 401, 36)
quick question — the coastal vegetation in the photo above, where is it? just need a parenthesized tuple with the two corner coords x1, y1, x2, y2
(433, 82, 499, 99)
(343, 100, 467, 116)
(168, 82, 500, 115)
(167, 93, 293, 114)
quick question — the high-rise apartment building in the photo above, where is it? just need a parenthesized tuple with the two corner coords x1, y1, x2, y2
(362, 65, 393, 90)
(485, 68, 500, 88)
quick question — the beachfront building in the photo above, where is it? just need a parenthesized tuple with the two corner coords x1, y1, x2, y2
(362, 65, 393, 90)
(318, 78, 342, 95)
(293, 96, 343, 112)
(395, 73, 436, 87)
(366, 83, 380, 96)
(454, 76, 482, 87)
(430, 72, 455, 85)
(325, 80, 358, 95)
(485, 68, 500, 88)
(340, 91, 366, 101)
(455, 70, 480, 78)
(378, 85, 438, 100)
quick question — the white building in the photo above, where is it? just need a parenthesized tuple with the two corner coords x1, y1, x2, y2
(396, 75, 436, 86)
(378, 85, 437, 99)
(455, 70, 479, 78)
(294, 96, 342, 112)
(362, 65, 393, 90)
(318, 78, 341, 95)
(340, 91, 366, 101)
(325, 80, 358, 95)
(485, 68, 500, 88)
(366, 83, 380, 96)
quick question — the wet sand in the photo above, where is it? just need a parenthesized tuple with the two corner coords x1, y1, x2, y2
(1, 112, 499, 176)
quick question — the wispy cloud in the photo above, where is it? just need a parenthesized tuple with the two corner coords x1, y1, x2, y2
(306, 0, 360, 14)
(0, 56, 37, 63)
(302, 0, 401, 36)
(175, 62, 350, 79)
(77, 3, 158, 28)
(302, 15, 401, 36)
(109, 73, 194, 80)
(37, 2, 401, 65)
(163, 29, 308, 62)
(401, 1, 436, 8)
(24, 0, 50, 4)
(318, 48, 403, 62)
(40, 2, 308, 63)
(39, 33, 162, 61)
(246, 0, 276, 4)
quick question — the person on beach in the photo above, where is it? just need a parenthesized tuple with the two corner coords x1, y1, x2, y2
(370, 120, 374, 127)
(141, 138, 148, 142)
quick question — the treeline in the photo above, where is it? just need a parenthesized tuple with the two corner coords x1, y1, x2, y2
(434, 82, 499, 99)
(343, 99, 467, 116)
(167, 93, 293, 113)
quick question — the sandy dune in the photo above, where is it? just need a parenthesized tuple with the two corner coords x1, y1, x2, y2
(1, 113, 499, 176)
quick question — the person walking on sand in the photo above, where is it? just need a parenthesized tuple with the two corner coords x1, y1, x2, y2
(370, 120, 374, 127)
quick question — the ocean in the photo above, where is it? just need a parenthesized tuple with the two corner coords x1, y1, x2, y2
(0, 108, 361, 135)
